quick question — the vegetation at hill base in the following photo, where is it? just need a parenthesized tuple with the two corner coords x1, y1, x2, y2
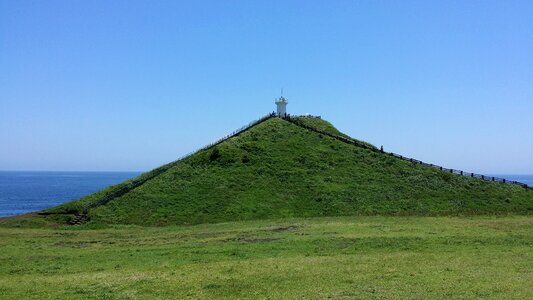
(0, 216, 531, 299)
(1, 116, 531, 228)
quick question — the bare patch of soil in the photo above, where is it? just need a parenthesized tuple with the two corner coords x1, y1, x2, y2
(270, 225, 301, 232)
(0, 213, 37, 221)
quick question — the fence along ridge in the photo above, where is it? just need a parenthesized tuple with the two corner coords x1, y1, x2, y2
(174, 112, 277, 161)
(46, 112, 527, 215)
(73, 113, 277, 213)
(281, 115, 530, 189)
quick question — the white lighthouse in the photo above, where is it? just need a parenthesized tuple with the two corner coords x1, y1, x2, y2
(275, 96, 288, 116)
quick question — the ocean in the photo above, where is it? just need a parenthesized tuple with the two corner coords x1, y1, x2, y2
(0, 171, 531, 218)
(0, 171, 140, 218)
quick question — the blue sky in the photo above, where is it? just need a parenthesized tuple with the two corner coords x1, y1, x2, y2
(1, 0, 532, 173)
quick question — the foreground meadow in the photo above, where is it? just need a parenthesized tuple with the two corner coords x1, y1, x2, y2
(0, 216, 531, 299)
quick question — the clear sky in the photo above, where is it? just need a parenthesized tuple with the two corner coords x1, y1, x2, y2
(1, 0, 532, 173)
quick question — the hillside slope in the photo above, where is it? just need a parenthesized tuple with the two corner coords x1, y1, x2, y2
(2, 116, 532, 227)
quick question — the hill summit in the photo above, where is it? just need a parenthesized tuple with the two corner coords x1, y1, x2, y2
(2, 115, 532, 227)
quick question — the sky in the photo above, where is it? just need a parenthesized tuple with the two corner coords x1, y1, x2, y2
(1, 0, 532, 173)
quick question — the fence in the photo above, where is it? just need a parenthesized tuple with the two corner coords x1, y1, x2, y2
(176, 112, 277, 160)
(46, 111, 529, 216)
(73, 113, 278, 213)
(282, 115, 530, 189)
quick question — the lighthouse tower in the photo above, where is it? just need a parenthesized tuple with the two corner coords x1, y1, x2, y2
(275, 96, 288, 116)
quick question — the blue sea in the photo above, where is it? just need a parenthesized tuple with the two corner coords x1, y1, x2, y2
(0, 171, 140, 217)
(0, 171, 531, 218)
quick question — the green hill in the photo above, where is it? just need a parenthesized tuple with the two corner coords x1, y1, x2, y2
(2, 116, 532, 227)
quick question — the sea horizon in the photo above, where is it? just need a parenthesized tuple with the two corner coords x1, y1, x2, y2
(0, 171, 141, 218)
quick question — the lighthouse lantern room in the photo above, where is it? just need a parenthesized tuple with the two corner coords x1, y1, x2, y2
(275, 96, 288, 116)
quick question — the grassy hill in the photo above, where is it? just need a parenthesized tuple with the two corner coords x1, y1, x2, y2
(2, 116, 532, 227)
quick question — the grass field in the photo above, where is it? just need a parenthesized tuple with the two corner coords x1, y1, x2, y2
(1, 216, 531, 299)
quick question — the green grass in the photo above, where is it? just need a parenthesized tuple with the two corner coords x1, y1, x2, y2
(0, 216, 531, 299)
(290, 116, 376, 148)
(290, 116, 351, 138)
(3, 116, 531, 227)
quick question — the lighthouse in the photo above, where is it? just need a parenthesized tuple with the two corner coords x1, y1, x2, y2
(275, 96, 288, 116)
